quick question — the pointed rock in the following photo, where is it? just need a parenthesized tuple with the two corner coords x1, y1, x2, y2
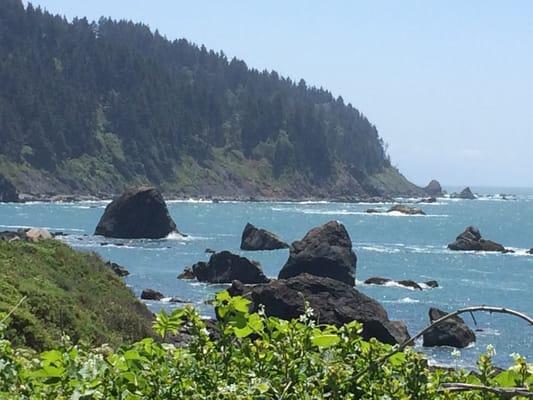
(240, 223, 288, 251)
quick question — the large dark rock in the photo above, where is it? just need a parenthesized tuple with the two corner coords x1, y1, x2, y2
(183, 251, 269, 284)
(95, 187, 178, 239)
(0, 174, 19, 203)
(387, 204, 426, 215)
(278, 221, 356, 285)
(448, 226, 506, 252)
(364, 277, 422, 291)
(424, 180, 443, 197)
(140, 288, 164, 301)
(453, 187, 476, 200)
(528, 249, 533, 255)
(240, 223, 288, 251)
(423, 307, 476, 348)
(229, 274, 410, 345)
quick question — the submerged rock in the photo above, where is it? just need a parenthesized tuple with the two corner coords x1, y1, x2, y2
(278, 221, 356, 285)
(448, 226, 507, 252)
(0, 174, 19, 203)
(424, 180, 443, 197)
(387, 204, 426, 215)
(365, 208, 381, 214)
(424, 280, 439, 288)
(452, 187, 476, 200)
(95, 187, 179, 239)
(364, 277, 423, 291)
(417, 197, 437, 204)
(180, 251, 269, 284)
(423, 307, 476, 348)
(240, 223, 288, 251)
(140, 288, 164, 301)
(229, 274, 410, 345)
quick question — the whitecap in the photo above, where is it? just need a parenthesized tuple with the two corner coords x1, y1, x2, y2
(383, 297, 420, 304)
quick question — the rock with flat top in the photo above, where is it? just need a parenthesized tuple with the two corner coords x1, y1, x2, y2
(95, 187, 179, 239)
(387, 204, 426, 215)
(140, 289, 164, 301)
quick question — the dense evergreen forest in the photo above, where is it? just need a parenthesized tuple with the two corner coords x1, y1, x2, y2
(0, 0, 423, 199)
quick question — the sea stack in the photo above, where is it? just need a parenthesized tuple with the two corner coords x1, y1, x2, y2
(95, 187, 179, 239)
(447, 226, 506, 252)
(278, 220, 356, 285)
(240, 223, 289, 251)
(423, 180, 443, 197)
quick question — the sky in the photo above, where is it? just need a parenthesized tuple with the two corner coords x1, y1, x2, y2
(29, 0, 533, 187)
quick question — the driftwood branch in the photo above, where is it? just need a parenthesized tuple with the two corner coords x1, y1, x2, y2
(352, 305, 532, 383)
(0, 296, 27, 325)
(439, 383, 533, 398)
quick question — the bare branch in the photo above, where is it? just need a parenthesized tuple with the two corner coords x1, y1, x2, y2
(352, 305, 532, 383)
(0, 296, 27, 325)
(439, 383, 533, 398)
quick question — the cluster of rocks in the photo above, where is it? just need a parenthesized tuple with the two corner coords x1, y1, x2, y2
(140, 288, 187, 303)
(448, 226, 510, 253)
(365, 204, 426, 216)
(0, 228, 53, 242)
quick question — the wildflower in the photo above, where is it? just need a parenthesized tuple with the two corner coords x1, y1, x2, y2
(486, 344, 496, 357)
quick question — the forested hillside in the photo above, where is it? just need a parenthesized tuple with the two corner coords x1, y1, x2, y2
(0, 0, 423, 199)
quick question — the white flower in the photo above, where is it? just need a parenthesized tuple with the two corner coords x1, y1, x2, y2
(486, 344, 496, 357)
(451, 348, 461, 358)
(510, 352, 522, 362)
(257, 304, 266, 317)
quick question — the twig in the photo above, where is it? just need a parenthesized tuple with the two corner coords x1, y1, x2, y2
(0, 296, 27, 325)
(439, 383, 533, 398)
(352, 305, 532, 383)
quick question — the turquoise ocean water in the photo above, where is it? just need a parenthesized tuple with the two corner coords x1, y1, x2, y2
(1, 187, 532, 368)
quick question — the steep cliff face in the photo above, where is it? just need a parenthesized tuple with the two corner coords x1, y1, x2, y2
(0, 1, 423, 199)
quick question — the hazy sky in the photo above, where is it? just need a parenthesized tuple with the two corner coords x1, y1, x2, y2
(29, 0, 533, 187)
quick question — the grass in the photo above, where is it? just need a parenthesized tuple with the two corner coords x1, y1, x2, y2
(0, 240, 154, 351)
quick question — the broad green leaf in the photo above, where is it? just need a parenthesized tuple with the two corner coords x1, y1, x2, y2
(311, 334, 340, 348)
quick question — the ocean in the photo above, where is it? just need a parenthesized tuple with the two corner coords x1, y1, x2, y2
(1, 187, 532, 368)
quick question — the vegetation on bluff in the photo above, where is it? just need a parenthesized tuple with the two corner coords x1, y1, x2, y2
(0, 0, 422, 199)
(0, 291, 531, 399)
(0, 240, 153, 351)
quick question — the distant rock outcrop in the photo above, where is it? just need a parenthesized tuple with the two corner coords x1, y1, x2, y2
(278, 221, 356, 286)
(229, 274, 410, 345)
(424, 180, 443, 197)
(0, 174, 19, 203)
(528, 249, 533, 255)
(179, 251, 269, 284)
(448, 226, 507, 252)
(387, 204, 426, 215)
(423, 307, 476, 348)
(364, 277, 423, 291)
(452, 187, 476, 200)
(240, 223, 288, 251)
(140, 288, 164, 301)
(105, 261, 129, 277)
(95, 187, 179, 239)
(417, 197, 437, 204)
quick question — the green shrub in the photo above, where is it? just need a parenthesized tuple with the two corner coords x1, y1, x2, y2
(0, 290, 530, 399)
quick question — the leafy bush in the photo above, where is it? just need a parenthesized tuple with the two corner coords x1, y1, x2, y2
(0, 291, 531, 399)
